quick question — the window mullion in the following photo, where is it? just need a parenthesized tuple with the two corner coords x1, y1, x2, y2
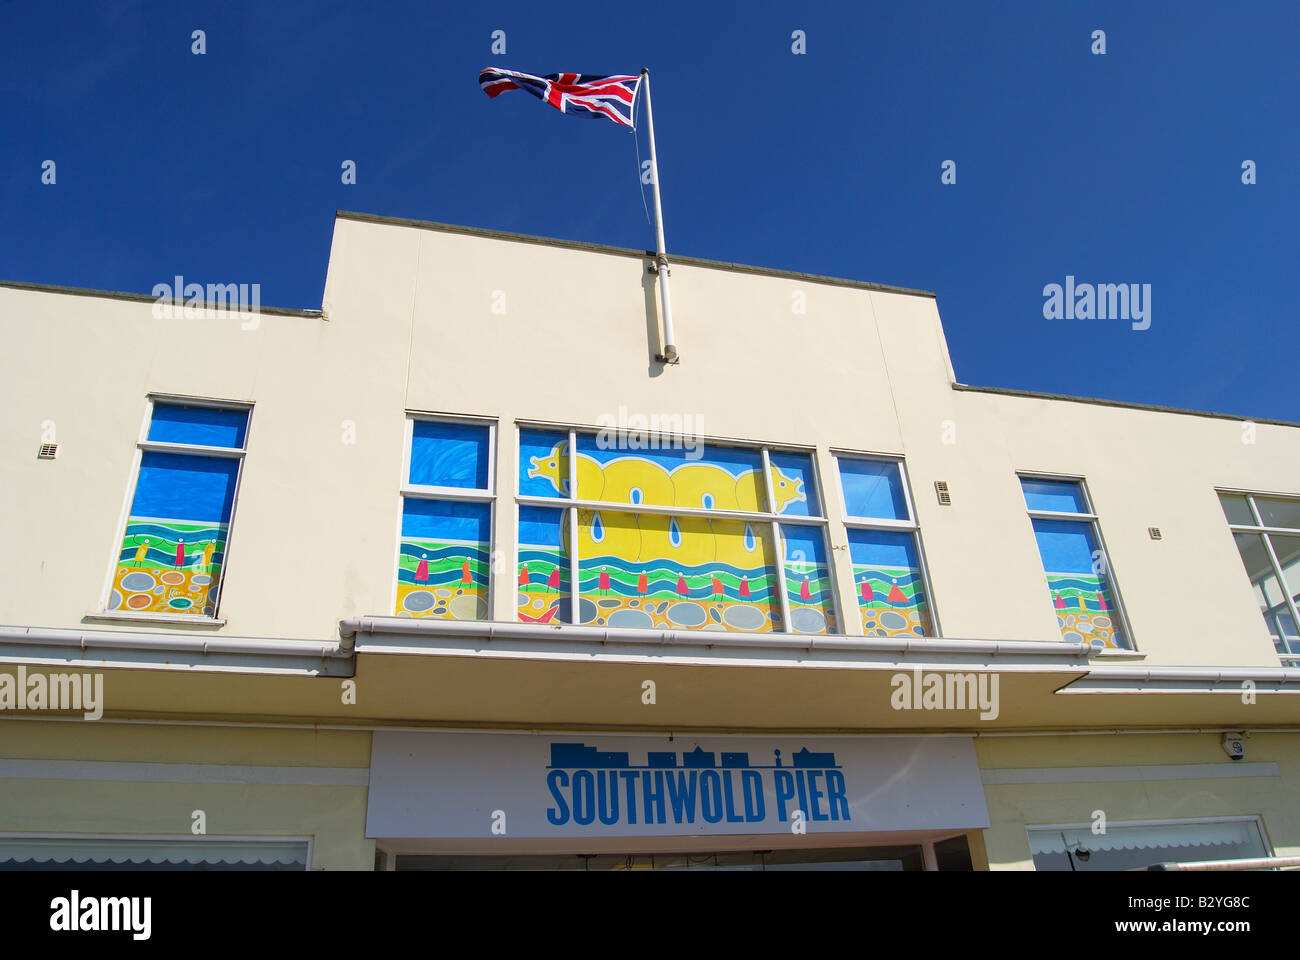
(568, 431, 580, 624)
(1260, 533, 1300, 653)
(771, 519, 793, 633)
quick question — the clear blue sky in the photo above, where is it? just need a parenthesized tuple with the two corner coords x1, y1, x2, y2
(4, 1, 1296, 419)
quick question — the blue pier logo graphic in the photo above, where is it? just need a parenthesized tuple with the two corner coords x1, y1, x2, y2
(545, 742, 849, 829)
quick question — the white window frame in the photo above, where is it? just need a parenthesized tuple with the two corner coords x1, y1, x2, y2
(1018, 472, 1134, 650)
(393, 413, 497, 618)
(831, 451, 940, 637)
(1026, 815, 1272, 870)
(514, 421, 836, 633)
(0, 832, 312, 870)
(95, 394, 252, 624)
(1218, 489, 1300, 662)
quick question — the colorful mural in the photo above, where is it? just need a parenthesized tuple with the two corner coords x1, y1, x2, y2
(1029, 517, 1126, 649)
(109, 518, 227, 616)
(1046, 573, 1122, 647)
(525, 437, 807, 514)
(518, 506, 571, 623)
(781, 524, 837, 634)
(395, 499, 489, 620)
(107, 447, 241, 618)
(848, 528, 932, 637)
(517, 439, 832, 632)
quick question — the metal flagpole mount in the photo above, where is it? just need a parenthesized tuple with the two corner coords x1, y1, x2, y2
(640, 67, 680, 364)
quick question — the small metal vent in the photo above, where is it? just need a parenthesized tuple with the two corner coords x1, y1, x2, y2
(1148, 527, 1163, 540)
(37, 443, 58, 459)
(934, 480, 951, 506)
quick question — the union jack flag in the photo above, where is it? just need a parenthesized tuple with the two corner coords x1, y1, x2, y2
(478, 68, 641, 128)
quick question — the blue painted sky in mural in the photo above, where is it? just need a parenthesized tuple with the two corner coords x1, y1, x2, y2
(408, 420, 491, 489)
(519, 505, 565, 548)
(1030, 518, 1102, 574)
(1021, 478, 1089, 514)
(847, 528, 920, 569)
(147, 404, 248, 449)
(131, 452, 239, 522)
(839, 459, 909, 521)
(401, 497, 490, 542)
(780, 524, 827, 565)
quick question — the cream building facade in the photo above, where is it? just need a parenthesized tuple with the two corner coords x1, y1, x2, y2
(1, 210, 1297, 870)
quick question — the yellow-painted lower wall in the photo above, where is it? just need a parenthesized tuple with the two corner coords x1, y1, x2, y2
(0, 720, 375, 871)
(3, 720, 1296, 871)
(977, 732, 1300, 870)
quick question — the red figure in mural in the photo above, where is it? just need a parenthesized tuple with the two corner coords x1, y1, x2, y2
(676, 576, 688, 595)
(800, 578, 812, 601)
(1098, 593, 1108, 611)
(637, 571, 648, 595)
(888, 584, 907, 603)
(518, 564, 529, 587)
(711, 576, 723, 596)
(598, 568, 611, 591)
(175, 539, 186, 567)
(861, 580, 873, 602)
(519, 605, 559, 624)
(739, 576, 751, 598)
(1054, 592, 1066, 610)
(461, 560, 472, 584)
(547, 567, 561, 589)
(415, 553, 430, 582)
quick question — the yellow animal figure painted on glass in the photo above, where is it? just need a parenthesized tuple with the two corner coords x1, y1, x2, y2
(527, 443, 805, 567)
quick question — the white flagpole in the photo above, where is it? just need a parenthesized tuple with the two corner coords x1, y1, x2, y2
(639, 68, 678, 362)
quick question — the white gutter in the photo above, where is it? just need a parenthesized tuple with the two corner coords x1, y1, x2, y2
(1071, 664, 1300, 683)
(1146, 855, 1300, 871)
(338, 615, 1094, 658)
(0, 624, 353, 660)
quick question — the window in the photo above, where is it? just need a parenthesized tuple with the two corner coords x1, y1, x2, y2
(106, 399, 250, 618)
(395, 417, 494, 620)
(1020, 476, 1128, 649)
(1219, 491, 1300, 658)
(0, 836, 308, 871)
(835, 455, 935, 637)
(516, 427, 835, 633)
(1028, 818, 1269, 871)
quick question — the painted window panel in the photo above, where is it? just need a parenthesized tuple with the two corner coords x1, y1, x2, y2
(1255, 498, 1300, 531)
(575, 509, 779, 632)
(1273, 534, 1300, 599)
(847, 528, 932, 637)
(1218, 493, 1255, 526)
(572, 437, 773, 513)
(1233, 533, 1293, 653)
(147, 403, 248, 449)
(780, 524, 836, 634)
(1030, 517, 1125, 648)
(408, 420, 490, 489)
(768, 452, 818, 517)
(839, 459, 909, 521)
(519, 429, 570, 498)
(108, 452, 240, 617)
(1269, 534, 1300, 655)
(395, 499, 490, 620)
(517, 506, 571, 624)
(1021, 477, 1087, 514)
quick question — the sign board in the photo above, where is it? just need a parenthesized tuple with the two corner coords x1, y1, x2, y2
(367, 731, 989, 840)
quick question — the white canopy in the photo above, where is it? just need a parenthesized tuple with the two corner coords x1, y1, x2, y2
(1029, 820, 1265, 856)
(0, 837, 308, 866)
